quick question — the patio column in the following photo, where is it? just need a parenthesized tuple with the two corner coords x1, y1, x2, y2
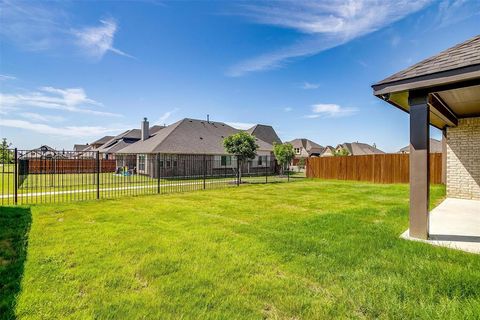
(408, 93, 430, 239)
(442, 128, 447, 184)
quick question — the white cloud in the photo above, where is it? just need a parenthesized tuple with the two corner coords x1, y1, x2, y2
(390, 35, 401, 47)
(156, 108, 179, 125)
(305, 103, 358, 118)
(18, 112, 65, 123)
(0, 2, 131, 60)
(434, 0, 480, 29)
(228, 0, 433, 76)
(301, 82, 320, 90)
(73, 18, 133, 60)
(284, 107, 293, 112)
(0, 86, 122, 117)
(0, 74, 16, 81)
(225, 122, 256, 130)
(0, 118, 125, 138)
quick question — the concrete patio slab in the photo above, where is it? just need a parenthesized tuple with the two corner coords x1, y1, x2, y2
(401, 198, 480, 254)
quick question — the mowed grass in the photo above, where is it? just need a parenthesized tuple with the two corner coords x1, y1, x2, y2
(2, 179, 480, 319)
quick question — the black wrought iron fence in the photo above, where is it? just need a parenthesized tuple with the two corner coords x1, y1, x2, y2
(1, 149, 300, 205)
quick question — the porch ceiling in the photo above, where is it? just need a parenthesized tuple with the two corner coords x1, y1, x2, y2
(438, 84, 480, 117)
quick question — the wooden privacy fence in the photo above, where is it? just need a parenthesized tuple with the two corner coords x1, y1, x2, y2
(23, 159, 117, 174)
(306, 153, 443, 184)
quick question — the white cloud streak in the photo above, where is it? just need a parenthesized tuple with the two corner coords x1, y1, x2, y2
(434, 0, 480, 29)
(156, 108, 179, 125)
(0, 86, 122, 117)
(301, 82, 320, 90)
(73, 18, 134, 60)
(0, 1, 131, 60)
(305, 103, 357, 118)
(18, 112, 65, 123)
(228, 0, 433, 76)
(0, 118, 125, 138)
(0, 74, 16, 81)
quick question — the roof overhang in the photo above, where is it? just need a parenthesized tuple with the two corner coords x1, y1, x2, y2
(373, 65, 480, 130)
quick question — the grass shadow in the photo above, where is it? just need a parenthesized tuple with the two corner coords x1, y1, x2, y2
(0, 206, 32, 320)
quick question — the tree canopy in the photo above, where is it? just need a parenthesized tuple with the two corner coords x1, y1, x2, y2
(273, 143, 295, 167)
(223, 132, 258, 161)
(0, 138, 13, 163)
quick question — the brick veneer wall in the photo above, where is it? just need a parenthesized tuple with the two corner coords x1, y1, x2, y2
(446, 117, 480, 200)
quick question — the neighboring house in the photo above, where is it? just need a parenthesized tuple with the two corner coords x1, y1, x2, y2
(286, 138, 324, 165)
(72, 144, 93, 159)
(246, 124, 282, 145)
(320, 146, 335, 157)
(20, 145, 66, 159)
(90, 136, 114, 150)
(335, 142, 385, 156)
(97, 118, 165, 159)
(116, 118, 277, 178)
(398, 138, 442, 153)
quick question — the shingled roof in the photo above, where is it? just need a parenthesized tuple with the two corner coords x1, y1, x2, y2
(91, 135, 114, 146)
(338, 142, 385, 156)
(375, 35, 480, 86)
(398, 138, 442, 154)
(96, 125, 166, 154)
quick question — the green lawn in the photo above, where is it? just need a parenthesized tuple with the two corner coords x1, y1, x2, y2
(1, 180, 480, 319)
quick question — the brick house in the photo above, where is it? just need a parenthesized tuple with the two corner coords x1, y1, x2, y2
(286, 138, 324, 165)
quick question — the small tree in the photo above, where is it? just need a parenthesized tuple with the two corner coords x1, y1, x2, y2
(297, 158, 306, 172)
(273, 143, 295, 175)
(223, 132, 258, 183)
(0, 138, 13, 164)
(333, 148, 350, 156)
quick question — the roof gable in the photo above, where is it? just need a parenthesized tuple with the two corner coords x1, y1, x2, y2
(247, 124, 282, 145)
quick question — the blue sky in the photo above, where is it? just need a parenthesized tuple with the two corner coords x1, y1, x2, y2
(1, 0, 479, 152)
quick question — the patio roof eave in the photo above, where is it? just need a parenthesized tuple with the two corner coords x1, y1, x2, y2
(373, 69, 480, 129)
(372, 64, 480, 96)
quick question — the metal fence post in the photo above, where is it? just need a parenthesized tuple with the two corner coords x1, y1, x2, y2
(96, 151, 100, 199)
(287, 164, 290, 182)
(265, 156, 268, 184)
(157, 154, 161, 194)
(203, 154, 206, 189)
(14, 148, 18, 205)
(236, 156, 240, 186)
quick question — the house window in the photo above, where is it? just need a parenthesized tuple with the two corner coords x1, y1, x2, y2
(173, 160, 177, 167)
(138, 155, 146, 171)
(257, 156, 263, 166)
(166, 160, 171, 167)
(294, 148, 301, 154)
(160, 160, 164, 168)
(221, 156, 232, 166)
